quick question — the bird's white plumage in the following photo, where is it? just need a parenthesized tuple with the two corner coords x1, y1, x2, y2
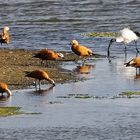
(116, 36, 124, 43)
(107, 27, 140, 57)
(58, 53, 64, 58)
(4, 26, 9, 31)
(129, 60, 134, 65)
(116, 28, 139, 44)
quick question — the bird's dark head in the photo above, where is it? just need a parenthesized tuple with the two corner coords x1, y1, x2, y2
(110, 38, 116, 43)
(134, 31, 140, 38)
(107, 38, 116, 57)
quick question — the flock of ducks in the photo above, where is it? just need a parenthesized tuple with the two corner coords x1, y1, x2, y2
(0, 26, 140, 97)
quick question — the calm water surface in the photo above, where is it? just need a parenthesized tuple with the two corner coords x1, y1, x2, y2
(0, 0, 140, 139)
(0, 0, 140, 51)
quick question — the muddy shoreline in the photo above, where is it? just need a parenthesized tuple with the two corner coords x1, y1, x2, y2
(0, 48, 103, 90)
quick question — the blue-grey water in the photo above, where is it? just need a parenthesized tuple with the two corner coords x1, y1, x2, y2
(0, 0, 140, 139)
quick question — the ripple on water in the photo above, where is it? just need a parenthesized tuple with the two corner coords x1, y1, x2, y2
(0, 125, 140, 140)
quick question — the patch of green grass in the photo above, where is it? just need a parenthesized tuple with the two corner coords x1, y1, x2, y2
(119, 92, 140, 96)
(82, 32, 117, 37)
(0, 106, 24, 117)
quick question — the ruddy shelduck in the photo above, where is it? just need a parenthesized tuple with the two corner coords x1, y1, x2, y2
(0, 26, 10, 46)
(33, 48, 64, 64)
(70, 40, 93, 58)
(0, 82, 12, 97)
(125, 57, 140, 74)
(25, 69, 55, 88)
(125, 57, 140, 67)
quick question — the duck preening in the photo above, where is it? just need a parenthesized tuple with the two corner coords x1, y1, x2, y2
(107, 28, 140, 57)
(25, 69, 55, 89)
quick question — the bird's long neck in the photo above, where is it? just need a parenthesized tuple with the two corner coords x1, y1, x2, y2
(6, 88, 12, 97)
(107, 40, 112, 57)
(107, 38, 116, 57)
(124, 58, 134, 67)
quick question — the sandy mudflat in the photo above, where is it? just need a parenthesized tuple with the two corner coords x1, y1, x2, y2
(0, 48, 80, 90)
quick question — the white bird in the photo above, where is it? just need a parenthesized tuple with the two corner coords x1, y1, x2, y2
(107, 28, 140, 57)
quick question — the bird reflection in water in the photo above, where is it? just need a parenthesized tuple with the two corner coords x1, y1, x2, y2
(0, 95, 11, 100)
(30, 85, 55, 95)
(73, 64, 94, 79)
(0, 95, 12, 109)
(133, 74, 140, 79)
(73, 64, 94, 74)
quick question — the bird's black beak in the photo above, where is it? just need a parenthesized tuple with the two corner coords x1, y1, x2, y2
(107, 38, 115, 57)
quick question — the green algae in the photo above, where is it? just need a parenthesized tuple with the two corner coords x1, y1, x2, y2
(82, 32, 117, 37)
(0, 106, 43, 117)
(57, 94, 94, 99)
(119, 92, 140, 97)
(0, 106, 23, 117)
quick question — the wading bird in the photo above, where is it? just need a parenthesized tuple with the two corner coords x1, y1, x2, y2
(0, 82, 12, 97)
(107, 28, 140, 57)
(0, 26, 10, 46)
(25, 69, 55, 89)
(33, 48, 64, 65)
(70, 40, 94, 61)
(125, 57, 140, 75)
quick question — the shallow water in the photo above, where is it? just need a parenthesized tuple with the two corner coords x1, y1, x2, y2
(0, 55, 140, 139)
(0, 0, 140, 52)
(0, 0, 140, 139)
